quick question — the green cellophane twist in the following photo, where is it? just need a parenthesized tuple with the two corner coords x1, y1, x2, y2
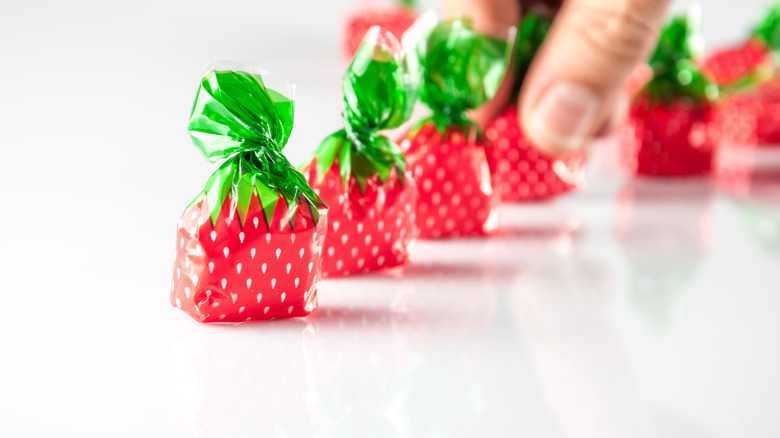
(310, 27, 419, 193)
(643, 15, 718, 105)
(187, 68, 326, 229)
(714, 4, 780, 93)
(416, 17, 514, 133)
(753, 3, 780, 52)
(511, 10, 552, 99)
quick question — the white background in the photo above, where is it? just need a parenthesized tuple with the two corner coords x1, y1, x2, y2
(1, 0, 779, 437)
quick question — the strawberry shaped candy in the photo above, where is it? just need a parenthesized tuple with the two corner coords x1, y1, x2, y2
(302, 27, 419, 277)
(704, 4, 780, 146)
(702, 4, 780, 89)
(712, 77, 780, 146)
(620, 15, 720, 177)
(343, 0, 418, 59)
(401, 17, 514, 238)
(485, 11, 586, 201)
(171, 64, 328, 323)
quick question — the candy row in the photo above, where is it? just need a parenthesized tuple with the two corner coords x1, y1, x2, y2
(171, 17, 521, 323)
(170, 5, 780, 323)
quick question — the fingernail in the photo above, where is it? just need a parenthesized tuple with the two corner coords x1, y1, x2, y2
(529, 83, 600, 153)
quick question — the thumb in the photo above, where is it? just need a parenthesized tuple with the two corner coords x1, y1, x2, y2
(519, 0, 671, 156)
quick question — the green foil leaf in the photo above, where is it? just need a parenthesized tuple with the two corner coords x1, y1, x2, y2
(310, 27, 418, 191)
(416, 17, 514, 130)
(512, 10, 552, 99)
(643, 15, 718, 105)
(753, 3, 780, 52)
(187, 68, 325, 228)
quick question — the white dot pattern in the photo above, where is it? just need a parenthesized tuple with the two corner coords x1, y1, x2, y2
(301, 159, 417, 278)
(485, 107, 585, 202)
(169, 192, 327, 322)
(404, 123, 499, 238)
(619, 98, 714, 176)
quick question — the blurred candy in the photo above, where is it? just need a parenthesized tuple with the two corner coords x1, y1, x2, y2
(620, 15, 718, 177)
(342, 1, 418, 59)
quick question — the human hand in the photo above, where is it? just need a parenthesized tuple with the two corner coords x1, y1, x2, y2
(443, 0, 671, 156)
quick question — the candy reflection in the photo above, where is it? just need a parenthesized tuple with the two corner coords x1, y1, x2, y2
(509, 252, 715, 438)
(171, 322, 319, 437)
(615, 179, 713, 328)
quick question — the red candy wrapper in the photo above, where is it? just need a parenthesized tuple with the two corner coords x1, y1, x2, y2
(302, 28, 419, 277)
(620, 15, 719, 177)
(621, 97, 715, 176)
(703, 5, 780, 146)
(712, 78, 780, 146)
(401, 17, 514, 237)
(303, 166, 416, 276)
(701, 5, 780, 88)
(486, 11, 585, 201)
(404, 124, 499, 237)
(702, 40, 772, 88)
(486, 107, 585, 201)
(342, 1, 418, 59)
(171, 63, 328, 322)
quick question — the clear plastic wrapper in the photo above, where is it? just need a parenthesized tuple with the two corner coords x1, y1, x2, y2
(302, 27, 419, 277)
(401, 17, 514, 237)
(171, 62, 328, 322)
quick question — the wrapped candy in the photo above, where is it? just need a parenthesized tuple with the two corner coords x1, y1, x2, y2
(343, 0, 418, 58)
(620, 15, 719, 176)
(704, 5, 780, 146)
(712, 78, 780, 145)
(401, 17, 514, 237)
(701, 4, 779, 89)
(485, 11, 586, 202)
(171, 63, 328, 322)
(302, 27, 419, 277)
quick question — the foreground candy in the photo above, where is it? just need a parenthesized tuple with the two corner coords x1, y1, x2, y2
(485, 11, 585, 201)
(343, 0, 418, 58)
(620, 15, 719, 176)
(701, 4, 780, 88)
(302, 27, 419, 277)
(171, 64, 328, 322)
(401, 17, 514, 237)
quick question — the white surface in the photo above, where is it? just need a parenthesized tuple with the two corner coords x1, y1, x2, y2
(1, 0, 780, 437)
